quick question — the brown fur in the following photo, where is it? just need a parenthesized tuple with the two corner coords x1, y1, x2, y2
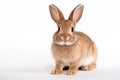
(49, 4, 98, 75)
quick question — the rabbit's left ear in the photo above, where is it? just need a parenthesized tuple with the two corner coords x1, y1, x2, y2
(49, 4, 64, 24)
(68, 4, 84, 24)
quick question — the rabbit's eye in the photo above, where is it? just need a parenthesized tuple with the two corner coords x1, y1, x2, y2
(58, 27, 60, 32)
(71, 27, 74, 32)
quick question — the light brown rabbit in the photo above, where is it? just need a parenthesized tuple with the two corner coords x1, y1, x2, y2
(49, 4, 98, 75)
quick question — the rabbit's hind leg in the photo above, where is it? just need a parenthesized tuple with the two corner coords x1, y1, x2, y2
(81, 63, 96, 71)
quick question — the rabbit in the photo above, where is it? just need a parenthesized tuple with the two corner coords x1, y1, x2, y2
(49, 4, 98, 75)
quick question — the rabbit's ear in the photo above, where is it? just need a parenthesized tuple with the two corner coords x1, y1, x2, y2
(49, 4, 64, 24)
(68, 4, 84, 24)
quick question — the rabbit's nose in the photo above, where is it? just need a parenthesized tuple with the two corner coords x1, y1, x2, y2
(61, 36, 70, 42)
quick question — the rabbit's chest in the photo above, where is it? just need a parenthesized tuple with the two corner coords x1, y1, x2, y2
(52, 44, 81, 62)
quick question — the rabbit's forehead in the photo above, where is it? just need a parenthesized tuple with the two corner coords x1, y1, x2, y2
(58, 20, 74, 28)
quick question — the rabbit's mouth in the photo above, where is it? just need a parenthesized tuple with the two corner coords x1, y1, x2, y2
(53, 36, 80, 46)
(54, 41, 75, 46)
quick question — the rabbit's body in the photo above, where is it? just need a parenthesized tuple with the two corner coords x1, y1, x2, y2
(49, 4, 98, 75)
(52, 32, 97, 66)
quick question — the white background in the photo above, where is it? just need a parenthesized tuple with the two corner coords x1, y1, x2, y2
(0, 0, 120, 80)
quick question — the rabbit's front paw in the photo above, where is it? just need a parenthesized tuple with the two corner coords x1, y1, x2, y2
(67, 69, 77, 75)
(51, 68, 62, 75)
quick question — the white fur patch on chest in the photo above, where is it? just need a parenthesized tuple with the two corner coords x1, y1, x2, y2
(80, 57, 95, 66)
(62, 59, 70, 66)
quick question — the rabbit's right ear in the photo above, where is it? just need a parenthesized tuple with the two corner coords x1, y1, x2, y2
(49, 4, 64, 24)
(68, 4, 84, 24)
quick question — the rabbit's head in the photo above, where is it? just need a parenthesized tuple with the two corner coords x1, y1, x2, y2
(49, 4, 84, 45)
